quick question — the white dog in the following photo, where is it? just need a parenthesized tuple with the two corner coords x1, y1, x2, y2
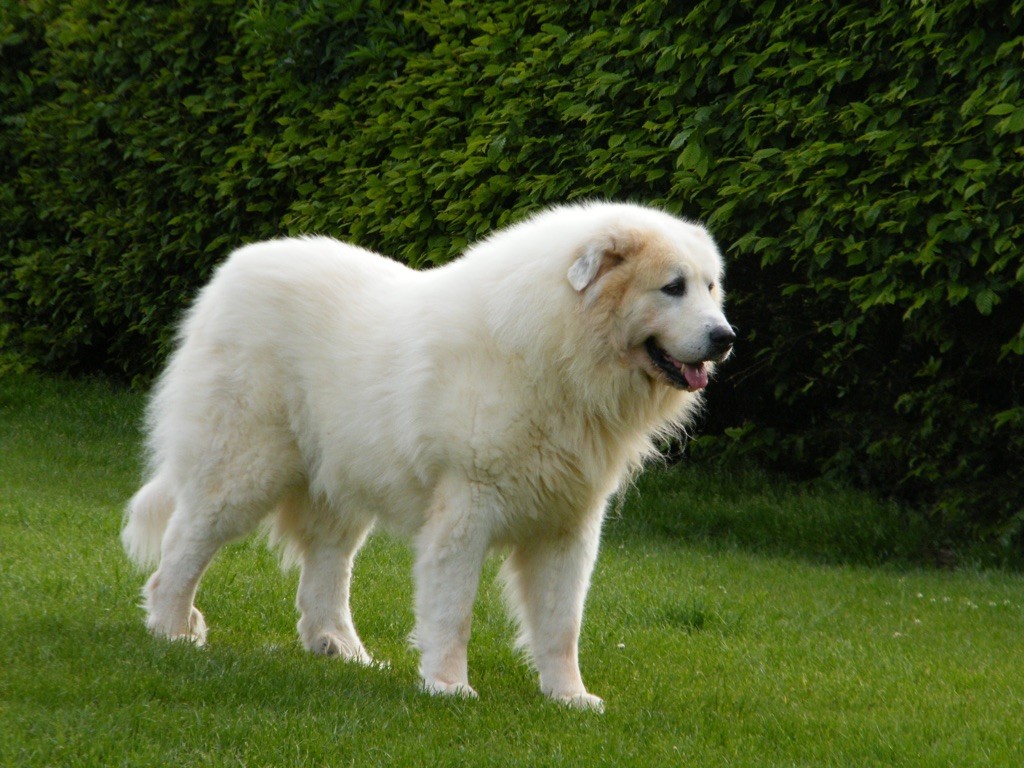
(122, 202, 733, 711)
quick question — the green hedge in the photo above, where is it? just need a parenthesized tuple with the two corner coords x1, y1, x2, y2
(2, 0, 1022, 559)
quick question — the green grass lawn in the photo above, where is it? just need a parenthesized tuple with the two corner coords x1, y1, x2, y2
(2, 374, 1022, 766)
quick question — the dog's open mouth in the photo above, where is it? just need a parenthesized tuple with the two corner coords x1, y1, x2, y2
(644, 337, 709, 391)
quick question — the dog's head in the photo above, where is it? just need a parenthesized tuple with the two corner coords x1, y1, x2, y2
(568, 210, 734, 392)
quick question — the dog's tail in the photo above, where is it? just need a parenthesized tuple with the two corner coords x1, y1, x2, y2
(121, 473, 175, 570)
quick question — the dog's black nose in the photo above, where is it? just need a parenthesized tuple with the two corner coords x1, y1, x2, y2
(709, 325, 736, 355)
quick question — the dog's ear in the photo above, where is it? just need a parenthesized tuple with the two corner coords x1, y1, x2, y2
(567, 242, 623, 292)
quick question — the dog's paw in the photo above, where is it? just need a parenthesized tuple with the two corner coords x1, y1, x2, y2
(307, 632, 375, 666)
(552, 691, 605, 713)
(185, 607, 208, 646)
(422, 678, 479, 699)
(149, 606, 207, 646)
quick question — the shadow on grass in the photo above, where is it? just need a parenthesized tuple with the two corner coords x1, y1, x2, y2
(613, 463, 936, 569)
(2, 610, 419, 715)
(2, 610, 530, 767)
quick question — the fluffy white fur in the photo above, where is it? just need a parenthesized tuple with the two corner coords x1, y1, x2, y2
(122, 201, 733, 711)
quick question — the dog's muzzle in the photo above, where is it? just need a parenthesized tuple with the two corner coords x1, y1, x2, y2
(708, 325, 736, 361)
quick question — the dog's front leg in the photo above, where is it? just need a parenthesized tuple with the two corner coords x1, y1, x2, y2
(413, 476, 491, 698)
(503, 514, 605, 712)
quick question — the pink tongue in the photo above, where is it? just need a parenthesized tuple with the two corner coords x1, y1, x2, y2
(682, 363, 708, 391)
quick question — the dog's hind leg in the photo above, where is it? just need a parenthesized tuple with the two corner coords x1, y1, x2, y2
(286, 493, 376, 664)
(143, 451, 296, 645)
(143, 499, 226, 645)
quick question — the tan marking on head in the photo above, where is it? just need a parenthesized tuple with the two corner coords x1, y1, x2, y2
(575, 228, 683, 369)
(586, 228, 678, 310)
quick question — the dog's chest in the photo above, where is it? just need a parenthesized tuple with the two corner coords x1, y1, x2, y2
(463, 402, 627, 528)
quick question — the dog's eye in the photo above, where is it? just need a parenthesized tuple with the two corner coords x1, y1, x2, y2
(660, 278, 686, 297)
